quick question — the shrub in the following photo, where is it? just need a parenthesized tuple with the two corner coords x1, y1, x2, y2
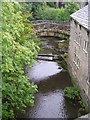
(64, 86, 88, 113)
(64, 86, 80, 100)
(65, 2, 79, 14)
(56, 8, 70, 21)
(2, 2, 40, 119)
(32, 2, 79, 21)
(60, 60, 67, 70)
(35, 7, 70, 21)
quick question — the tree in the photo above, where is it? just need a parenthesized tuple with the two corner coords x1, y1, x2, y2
(65, 2, 79, 14)
(2, 2, 40, 119)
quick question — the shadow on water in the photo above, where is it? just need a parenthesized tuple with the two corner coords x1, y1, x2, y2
(22, 37, 79, 119)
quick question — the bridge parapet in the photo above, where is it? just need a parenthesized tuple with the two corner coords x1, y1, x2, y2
(30, 20, 70, 24)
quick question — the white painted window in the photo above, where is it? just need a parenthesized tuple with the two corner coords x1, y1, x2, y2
(83, 40, 88, 53)
(74, 32, 81, 46)
(87, 77, 90, 86)
(73, 49, 80, 68)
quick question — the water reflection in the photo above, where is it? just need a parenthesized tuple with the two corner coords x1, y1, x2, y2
(26, 60, 63, 82)
(27, 90, 67, 118)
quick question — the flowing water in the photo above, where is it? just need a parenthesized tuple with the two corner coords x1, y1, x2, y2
(24, 37, 79, 119)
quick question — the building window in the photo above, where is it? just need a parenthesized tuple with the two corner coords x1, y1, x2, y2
(79, 25, 81, 30)
(78, 33, 81, 45)
(74, 20, 77, 28)
(71, 18, 73, 21)
(87, 31, 89, 36)
(74, 32, 81, 46)
(83, 40, 88, 53)
(87, 77, 90, 86)
(73, 49, 80, 68)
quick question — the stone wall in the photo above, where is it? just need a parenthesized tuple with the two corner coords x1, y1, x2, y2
(68, 19, 90, 106)
(32, 20, 70, 39)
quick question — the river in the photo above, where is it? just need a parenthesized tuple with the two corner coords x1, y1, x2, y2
(24, 37, 79, 119)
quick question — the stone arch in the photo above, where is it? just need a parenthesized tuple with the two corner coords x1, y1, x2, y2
(32, 20, 70, 39)
(36, 30, 69, 39)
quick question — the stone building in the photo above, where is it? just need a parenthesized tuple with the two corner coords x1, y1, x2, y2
(68, 4, 90, 106)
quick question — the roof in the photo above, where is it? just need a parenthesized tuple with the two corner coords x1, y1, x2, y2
(70, 4, 90, 31)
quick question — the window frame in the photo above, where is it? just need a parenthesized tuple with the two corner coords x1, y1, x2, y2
(73, 49, 80, 69)
(83, 40, 88, 54)
(74, 32, 81, 46)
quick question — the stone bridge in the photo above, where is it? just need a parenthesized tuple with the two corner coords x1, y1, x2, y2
(31, 20, 70, 39)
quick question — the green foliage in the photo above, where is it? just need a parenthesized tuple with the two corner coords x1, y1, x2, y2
(21, 2, 79, 21)
(64, 86, 88, 113)
(78, 100, 86, 109)
(31, 2, 79, 21)
(35, 6, 70, 21)
(21, 2, 32, 13)
(64, 86, 80, 100)
(58, 40, 69, 56)
(63, 52, 68, 58)
(31, 3, 45, 20)
(21, 3, 33, 20)
(2, 2, 40, 119)
(47, 2, 56, 8)
(65, 2, 79, 14)
(60, 60, 67, 70)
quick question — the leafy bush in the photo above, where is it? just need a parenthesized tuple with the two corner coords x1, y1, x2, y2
(60, 60, 67, 70)
(56, 8, 70, 21)
(32, 2, 79, 21)
(2, 2, 40, 119)
(35, 6, 70, 21)
(31, 3, 45, 20)
(64, 86, 80, 100)
(65, 2, 79, 14)
(64, 86, 88, 113)
(21, 2, 32, 13)
(21, 2, 79, 21)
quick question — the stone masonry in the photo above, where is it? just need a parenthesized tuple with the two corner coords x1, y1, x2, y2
(68, 4, 90, 107)
(31, 20, 70, 39)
